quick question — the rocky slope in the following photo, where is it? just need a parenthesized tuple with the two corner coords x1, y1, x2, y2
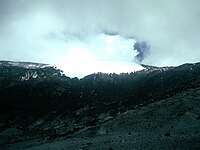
(0, 61, 200, 149)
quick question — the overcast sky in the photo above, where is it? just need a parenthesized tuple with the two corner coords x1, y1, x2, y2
(0, 0, 200, 78)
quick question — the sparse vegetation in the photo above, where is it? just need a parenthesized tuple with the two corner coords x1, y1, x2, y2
(0, 61, 200, 149)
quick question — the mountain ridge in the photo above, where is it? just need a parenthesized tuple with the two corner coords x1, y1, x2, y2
(0, 60, 200, 149)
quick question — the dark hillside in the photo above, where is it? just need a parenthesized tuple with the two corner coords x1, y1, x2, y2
(0, 61, 200, 149)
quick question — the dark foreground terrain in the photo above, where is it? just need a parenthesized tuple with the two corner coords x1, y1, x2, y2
(0, 61, 200, 149)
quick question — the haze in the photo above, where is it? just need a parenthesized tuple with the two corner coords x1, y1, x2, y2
(0, 0, 200, 77)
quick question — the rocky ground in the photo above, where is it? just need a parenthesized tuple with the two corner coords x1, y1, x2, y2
(0, 61, 200, 149)
(1, 87, 200, 150)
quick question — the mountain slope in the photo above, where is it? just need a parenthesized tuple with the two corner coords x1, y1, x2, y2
(0, 61, 200, 149)
(1, 87, 200, 150)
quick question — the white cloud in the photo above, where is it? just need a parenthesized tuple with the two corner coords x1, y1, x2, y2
(52, 34, 140, 78)
(0, 0, 200, 77)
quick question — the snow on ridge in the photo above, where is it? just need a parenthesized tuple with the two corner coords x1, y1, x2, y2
(7, 61, 50, 69)
(142, 67, 171, 74)
(141, 64, 173, 73)
(0, 61, 51, 69)
(21, 71, 39, 81)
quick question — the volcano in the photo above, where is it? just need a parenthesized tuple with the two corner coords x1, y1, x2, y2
(0, 61, 200, 149)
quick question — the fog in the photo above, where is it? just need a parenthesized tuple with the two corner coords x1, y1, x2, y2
(0, 0, 200, 77)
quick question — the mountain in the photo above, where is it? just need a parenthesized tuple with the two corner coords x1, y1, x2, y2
(0, 61, 200, 149)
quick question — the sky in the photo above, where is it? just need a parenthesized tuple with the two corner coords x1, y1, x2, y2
(0, 0, 200, 78)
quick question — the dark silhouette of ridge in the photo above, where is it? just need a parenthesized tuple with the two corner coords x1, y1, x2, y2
(0, 60, 200, 148)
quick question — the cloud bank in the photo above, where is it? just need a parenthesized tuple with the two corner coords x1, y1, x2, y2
(0, 0, 200, 77)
